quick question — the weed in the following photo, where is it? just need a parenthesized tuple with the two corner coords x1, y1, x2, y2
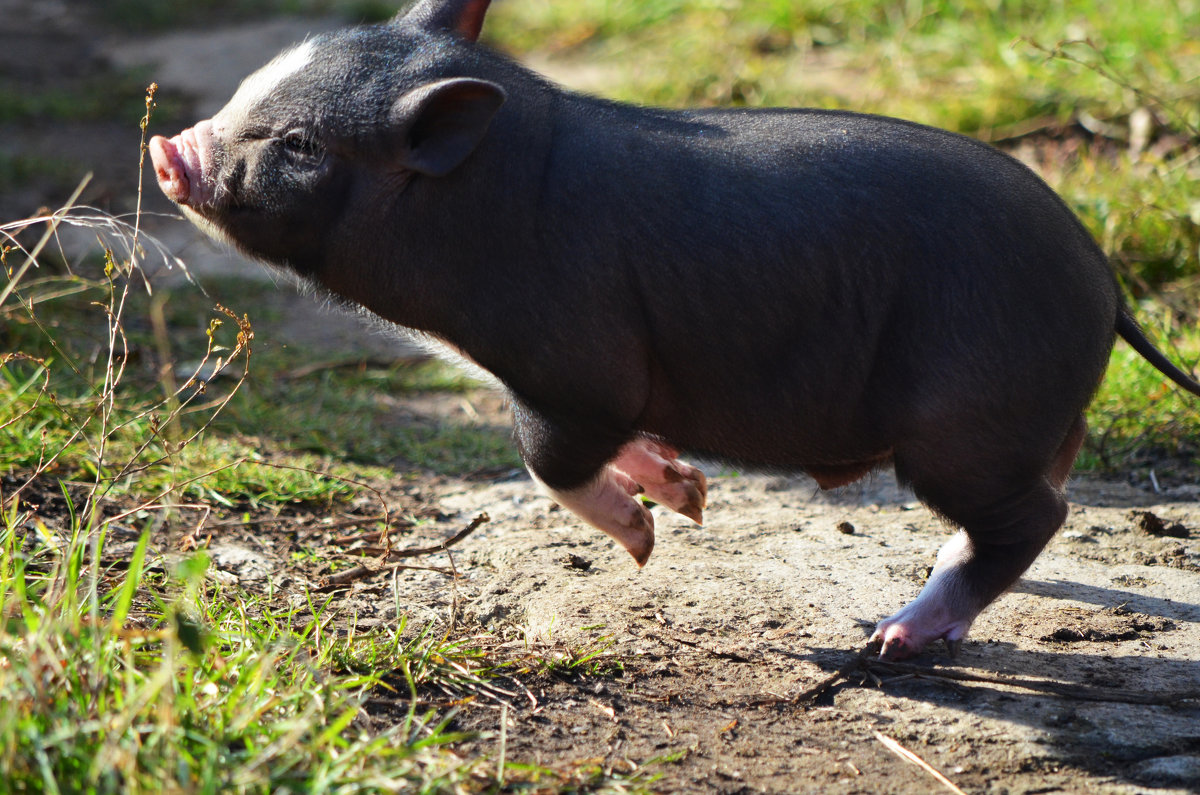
(510, 622, 626, 680)
(0, 505, 478, 793)
(533, 636, 625, 678)
(1083, 312, 1200, 475)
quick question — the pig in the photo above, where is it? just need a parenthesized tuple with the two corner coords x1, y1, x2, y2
(148, 0, 1200, 660)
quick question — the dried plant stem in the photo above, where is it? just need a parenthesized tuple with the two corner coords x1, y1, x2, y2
(874, 731, 967, 795)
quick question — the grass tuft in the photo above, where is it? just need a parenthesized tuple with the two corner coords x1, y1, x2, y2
(0, 507, 479, 793)
(1083, 311, 1200, 477)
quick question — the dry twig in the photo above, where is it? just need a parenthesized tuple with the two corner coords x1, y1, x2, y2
(874, 731, 967, 795)
(316, 513, 490, 591)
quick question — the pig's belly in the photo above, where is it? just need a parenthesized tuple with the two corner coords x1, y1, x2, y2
(801, 450, 896, 489)
(641, 409, 897, 479)
(636, 370, 898, 475)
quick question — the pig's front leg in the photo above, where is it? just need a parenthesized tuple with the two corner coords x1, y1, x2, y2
(533, 465, 656, 566)
(513, 401, 656, 565)
(529, 439, 706, 565)
(611, 438, 707, 524)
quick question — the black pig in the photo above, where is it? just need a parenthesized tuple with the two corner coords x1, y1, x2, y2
(149, 0, 1200, 659)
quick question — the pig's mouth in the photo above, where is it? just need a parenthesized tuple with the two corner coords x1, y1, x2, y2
(149, 121, 218, 209)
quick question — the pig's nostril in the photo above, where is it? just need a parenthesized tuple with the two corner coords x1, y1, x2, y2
(148, 134, 196, 204)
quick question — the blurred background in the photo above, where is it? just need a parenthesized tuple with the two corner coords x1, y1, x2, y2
(2, 7, 1198, 791)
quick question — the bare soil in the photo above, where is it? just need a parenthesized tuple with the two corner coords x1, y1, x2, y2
(7, 6, 1200, 793)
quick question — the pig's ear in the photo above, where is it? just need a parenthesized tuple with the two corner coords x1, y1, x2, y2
(390, 78, 506, 177)
(399, 0, 492, 42)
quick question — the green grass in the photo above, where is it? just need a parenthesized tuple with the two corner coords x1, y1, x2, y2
(0, 204, 545, 789)
(530, 636, 625, 679)
(0, 153, 79, 195)
(0, 505, 487, 793)
(1, 257, 518, 511)
(1042, 144, 1200, 292)
(0, 491, 658, 793)
(0, 70, 185, 125)
(487, 0, 1200, 130)
(212, 354, 518, 473)
(1083, 312, 1200, 474)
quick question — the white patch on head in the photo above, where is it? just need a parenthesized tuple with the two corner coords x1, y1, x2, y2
(220, 38, 316, 122)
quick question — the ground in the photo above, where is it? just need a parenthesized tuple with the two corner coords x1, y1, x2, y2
(60, 431, 1200, 793)
(16, 426, 1200, 792)
(4, 5, 1200, 794)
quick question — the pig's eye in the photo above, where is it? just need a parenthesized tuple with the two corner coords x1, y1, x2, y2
(281, 130, 324, 163)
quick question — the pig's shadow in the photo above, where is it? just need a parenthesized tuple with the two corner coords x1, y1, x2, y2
(1011, 577, 1200, 622)
(783, 579, 1200, 788)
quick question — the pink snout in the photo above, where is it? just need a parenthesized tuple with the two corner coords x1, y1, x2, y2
(149, 119, 216, 206)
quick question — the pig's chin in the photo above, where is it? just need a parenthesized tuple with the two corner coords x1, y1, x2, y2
(177, 204, 238, 249)
(178, 203, 302, 272)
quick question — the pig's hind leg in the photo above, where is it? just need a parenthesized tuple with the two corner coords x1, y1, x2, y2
(872, 416, 1086, 660)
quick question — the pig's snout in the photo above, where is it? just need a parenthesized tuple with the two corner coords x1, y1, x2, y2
(149, 120, 216, 207)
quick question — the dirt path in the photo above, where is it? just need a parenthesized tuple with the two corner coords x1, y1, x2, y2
(191, 448, 1200, 793)
(430, 468, 1200, 793)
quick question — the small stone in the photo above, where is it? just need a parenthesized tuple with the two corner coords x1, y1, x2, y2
(1130, 510, 1189, 538)
(563, 553, 592, 571)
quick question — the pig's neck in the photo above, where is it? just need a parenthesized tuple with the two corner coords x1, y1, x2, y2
(320, 85, 703, 398)
(320, 81, 564, 345)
